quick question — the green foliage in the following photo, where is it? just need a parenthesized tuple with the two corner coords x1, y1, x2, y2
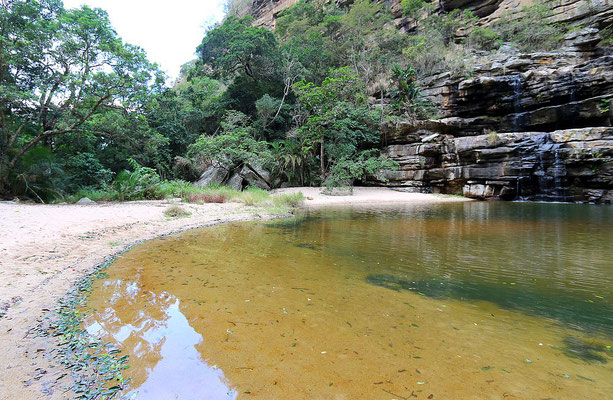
(112, 159, 164, 201)
(272, 192, 305, 208)
(401, 8, 475, 78)
(325, 149, 398, 188)
(276, 0, 405, 90)
(181, 184, 304, 211)
(197, 15, 279, 82)
(388, 65, 430, 118)
(467, 26, 501, 51)
(188, 111, 272, 168)
(0, 0, 162, 197)
(293, 67, 393, 185)
(401, 0, 428, 19)
(492, 2, 567, 51)
(12, 146, 65, 202)
(62, 152, 113, 192)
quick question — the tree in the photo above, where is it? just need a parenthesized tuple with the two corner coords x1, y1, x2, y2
(0, 0, 162, 196)
(197, 15, 278, 83)
(293, 67, 394, 185)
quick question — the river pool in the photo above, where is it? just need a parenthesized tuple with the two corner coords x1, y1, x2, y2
(84, 202, 613, 399)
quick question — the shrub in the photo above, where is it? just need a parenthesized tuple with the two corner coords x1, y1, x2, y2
(164, 205, 192, 218)
(113, 159, 163, 201)
(492, 3, 567, 51)
(467, 26, 501, 51)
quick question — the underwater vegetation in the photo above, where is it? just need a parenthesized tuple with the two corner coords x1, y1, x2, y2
(365, 274, 613, 343)
(560, 336, 612, 363)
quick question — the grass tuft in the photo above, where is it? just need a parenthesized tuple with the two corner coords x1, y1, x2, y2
(163, 205, 192, 218)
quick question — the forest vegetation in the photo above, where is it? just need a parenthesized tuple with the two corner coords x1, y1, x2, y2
(0, 0, 574, 202)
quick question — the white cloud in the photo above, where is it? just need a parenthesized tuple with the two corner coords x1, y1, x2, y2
(62, 0, 226, 79)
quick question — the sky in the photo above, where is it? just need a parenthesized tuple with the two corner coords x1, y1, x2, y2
(62, 0, 227, 80)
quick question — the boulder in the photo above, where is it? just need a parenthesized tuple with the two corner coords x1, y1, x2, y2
(76, 197, 95, 205)
(227, 173, 244, 191)
(195, 165, 229, 187)
(239, 165, 271, 190)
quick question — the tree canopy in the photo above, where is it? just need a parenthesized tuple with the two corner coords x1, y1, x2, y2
(0, 0, 163, 197)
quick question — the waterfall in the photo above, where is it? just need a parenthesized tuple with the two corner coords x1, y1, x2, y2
(510, 74, 524, 130)
(551, 143, 567, 201)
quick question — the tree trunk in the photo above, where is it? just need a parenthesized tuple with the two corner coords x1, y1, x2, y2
(320, 136, 325, 183)
(0, 157, 11, 198)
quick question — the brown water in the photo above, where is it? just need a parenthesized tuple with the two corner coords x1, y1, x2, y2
(84, 202, 613, 399)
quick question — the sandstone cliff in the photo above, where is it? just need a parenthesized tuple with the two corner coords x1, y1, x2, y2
(247, 0, 613, 203)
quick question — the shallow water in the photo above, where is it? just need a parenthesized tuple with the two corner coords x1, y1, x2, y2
(84, 202, 613, 399)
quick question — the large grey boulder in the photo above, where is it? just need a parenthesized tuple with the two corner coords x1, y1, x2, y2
(227, 173, 244, 191)
(195, 165, 229, 187)
(239, 165, 270, 190)
(248, 162, 271, 184)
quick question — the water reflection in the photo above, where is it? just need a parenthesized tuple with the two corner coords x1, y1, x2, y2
(86, 279, 236, 399)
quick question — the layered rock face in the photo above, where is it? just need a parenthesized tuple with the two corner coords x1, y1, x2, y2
(375, 126, 613, 203)
(251, 0, 301, 28)
(252, 0, 613, 31)
(370, 29, 613, 203)
(420, 30, 612, 136)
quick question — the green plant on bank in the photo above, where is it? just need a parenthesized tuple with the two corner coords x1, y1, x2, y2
(598, 99, 611, 114)
(112, 159, 164, 201)
(181, 185, 304, 210)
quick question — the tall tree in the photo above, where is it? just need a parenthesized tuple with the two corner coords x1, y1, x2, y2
(0, 0, 162, 195)
(197, 15, 278, 83)
(293, 66, 391, 185)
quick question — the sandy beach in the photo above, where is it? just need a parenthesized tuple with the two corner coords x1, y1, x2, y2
(0, 188, 470, 399)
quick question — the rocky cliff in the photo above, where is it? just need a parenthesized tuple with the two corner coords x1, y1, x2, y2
(251, 0, 613, 30)
(369, 25, 613, 203)
(247, 0, 613, 203)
